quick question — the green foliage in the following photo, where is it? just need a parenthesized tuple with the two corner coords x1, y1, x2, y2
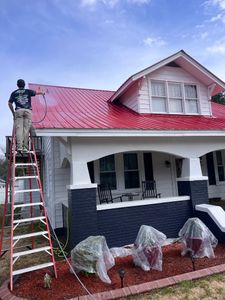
(211, 93, 225, 105)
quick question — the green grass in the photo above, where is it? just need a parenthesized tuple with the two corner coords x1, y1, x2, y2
(121, 273, 225, 300)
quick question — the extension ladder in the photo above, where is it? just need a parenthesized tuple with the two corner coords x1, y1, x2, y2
(0, 128, 57, 290)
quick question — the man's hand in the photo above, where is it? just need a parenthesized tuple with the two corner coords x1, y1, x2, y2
(8, 101, 15, 119)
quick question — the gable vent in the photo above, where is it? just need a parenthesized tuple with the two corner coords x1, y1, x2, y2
(166, 61, 181, 67)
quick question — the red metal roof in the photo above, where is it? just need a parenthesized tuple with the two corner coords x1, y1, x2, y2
(30, 83, 225, 131)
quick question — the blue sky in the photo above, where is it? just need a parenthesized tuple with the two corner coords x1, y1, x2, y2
(1, 0, 225, 151)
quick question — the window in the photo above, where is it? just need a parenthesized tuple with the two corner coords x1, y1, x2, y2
(151, 81, 167, 112)
(216, 151, 225, 181)
(124, 153, 140, 189)
(185, 85, 198, 113)
(100, 155, 117, 189)
(168, 83, 183, 113)
(150, 80, 199, 114)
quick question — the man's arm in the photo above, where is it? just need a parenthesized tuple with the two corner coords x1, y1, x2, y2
(35, 91, 45, 96)
(8, 101, 15, 119)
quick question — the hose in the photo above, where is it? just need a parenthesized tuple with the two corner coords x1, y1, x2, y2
(32, 94, 48, 124)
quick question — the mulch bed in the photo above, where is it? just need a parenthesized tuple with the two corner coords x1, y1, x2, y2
(12, 242, 225, 300)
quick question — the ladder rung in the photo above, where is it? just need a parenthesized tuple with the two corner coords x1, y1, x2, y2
(15, 189, 40, 194)
(15, 176, 38, 180)
(13, 246, 51, 258)
(2, 244, 32, 252)
(13, 262, 54, 276)
(15, 163, 36, 167)
(13, 216, 46, 224)
(14, 202, 43, 208)
(13, 231, 48, 240)
(5, 212, 21, 217)
(16, 150, 34, 154)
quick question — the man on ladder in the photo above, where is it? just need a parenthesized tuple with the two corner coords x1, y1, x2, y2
(2, 79, 57, 291)
(8, 79, 45, 153)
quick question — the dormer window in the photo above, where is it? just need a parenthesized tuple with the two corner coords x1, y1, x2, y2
(184, 84, 198, 113)
(150, 80, 199, 114)
(151, 81, 167, 112)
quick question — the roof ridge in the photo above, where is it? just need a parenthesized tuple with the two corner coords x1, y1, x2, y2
(29, 82, 115, 93)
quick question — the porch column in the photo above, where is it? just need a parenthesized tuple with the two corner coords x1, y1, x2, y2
(71, 160, 93, 187)
(68, 160, 98, 249)
(177, 158, 209, 211)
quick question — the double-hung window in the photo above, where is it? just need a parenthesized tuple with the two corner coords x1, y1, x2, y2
(168, 83, 183, 113)
(185, 84, 198, 113)
(151, 80, 199, 114)
(124, 153, 140, 189)
(100, 155, 117, 189)
(151, 81, 167, 113)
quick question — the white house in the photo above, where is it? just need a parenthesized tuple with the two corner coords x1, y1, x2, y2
(30, 50, 225, 248)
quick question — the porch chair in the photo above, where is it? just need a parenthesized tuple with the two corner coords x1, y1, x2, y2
(97, 184, 123, 204)
(142, 180, 161, 199)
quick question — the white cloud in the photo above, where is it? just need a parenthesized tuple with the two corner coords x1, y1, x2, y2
(81, 0, 98, 5)
(201, 32, 209, 39)
(205, 0, 225, 10)
(128, 0, 151, 3)
(81, 0, 150, 7)
(212, 0, 225, 9)
(210, 13, 223, 21)
(143, 36, 166, 47)
(207, 41, 225, 54)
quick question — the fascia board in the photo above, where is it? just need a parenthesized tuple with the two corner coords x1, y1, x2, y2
(35, 128, 225, 137)
(181, 55, 225, 89)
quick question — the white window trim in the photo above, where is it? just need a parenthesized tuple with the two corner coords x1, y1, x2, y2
(123, 152, 141, 190)
(149, 79, 200, 115)
(95, 152, 144, 194)
(214, 150, 225, 184)
(98, 154, 117, 189)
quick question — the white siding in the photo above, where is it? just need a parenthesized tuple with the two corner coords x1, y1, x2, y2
(52, 138, 70, 228)
(138, 66, 211, 115)
(42, 136, 55, 227)
(42, 137, 70, 229)
(119, 81, 140, 112)
(152, 152, 177, 197)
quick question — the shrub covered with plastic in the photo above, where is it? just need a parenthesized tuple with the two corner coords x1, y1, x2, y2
(71, 236, 115, 283)
(179, 217, 218, 258)
(132, 225, 167, 271)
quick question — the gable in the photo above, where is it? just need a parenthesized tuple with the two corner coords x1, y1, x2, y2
(109, 50, 225, 116)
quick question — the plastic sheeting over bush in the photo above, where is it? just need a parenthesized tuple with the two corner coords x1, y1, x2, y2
(179, 217, 218, 258)
(132, 225, 167, 271)
(110, 247, 132, 258)
(71, 236, 115, 283)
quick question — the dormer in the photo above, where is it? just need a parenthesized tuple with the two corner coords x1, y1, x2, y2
(109, 50, 225, 116)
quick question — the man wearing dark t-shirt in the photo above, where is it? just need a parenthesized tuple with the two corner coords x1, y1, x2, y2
(8, 79, 45, 152)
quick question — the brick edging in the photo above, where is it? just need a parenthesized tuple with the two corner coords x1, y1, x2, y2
(1, 264, 225, 300)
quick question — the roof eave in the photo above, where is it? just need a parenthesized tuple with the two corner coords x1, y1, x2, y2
(35, 128, 225, 138)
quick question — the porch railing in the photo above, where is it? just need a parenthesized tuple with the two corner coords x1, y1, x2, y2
(5, 135, 43, 158)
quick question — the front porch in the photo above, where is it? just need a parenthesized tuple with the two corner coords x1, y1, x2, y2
(43, 135, 225, 248)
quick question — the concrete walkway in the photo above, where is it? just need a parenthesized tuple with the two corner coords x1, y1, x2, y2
(1, 263, 225, 300)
